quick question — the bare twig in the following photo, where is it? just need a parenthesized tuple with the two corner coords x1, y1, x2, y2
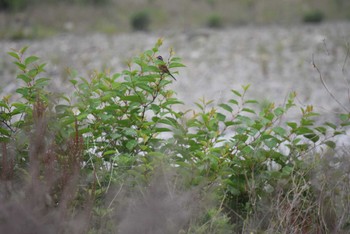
(323, 39, 330, 56)
(342, 42, 349, 75)
(107, 183, 124, 210)
(341, 42, 350, 104)
(312, 54, 349, 113)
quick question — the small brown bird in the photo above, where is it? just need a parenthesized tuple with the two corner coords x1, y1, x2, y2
(157, 55, 176, 80)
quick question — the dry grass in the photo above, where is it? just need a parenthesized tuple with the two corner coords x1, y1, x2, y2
(240, 149, 350, 233)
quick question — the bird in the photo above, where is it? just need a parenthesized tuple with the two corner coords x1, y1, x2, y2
(156, 55, 176, 80)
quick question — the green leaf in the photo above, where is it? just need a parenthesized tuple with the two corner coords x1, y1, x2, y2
(124, 128, 137, 137)
(340, 121, 350, 127)
(19, 46, 29, 54)
(126, 140, 138, 150)
(110, 133, 121, 140)
(233, 134, 248, 142)
(140, 74, 158, 82)
(17, 74, 31, 83)
(155, 127, 172, 132)
(231, 89, 242, 97)
(242, 145, 253, 154)
(274, 107, 284, 116)
(61, 116, 75, 126)
(334, 130, 345, 136)
(162, 99, 183, 106)
(14, 61, 26, 71)
(339, 113, 350, 122)
(281, 166, 293, 176)
(7, 51, 20, 60)
(103, 150, 117, 156)
(77, 113, 89, 121)
(55, 104, 70, 114)
(150, 104, 160, 113)
(13, 120, 24, 128)
(137, 83, 153, 93)
(16, 87, 29, 97)
(28, 68, 39, 78)
(237, 115, 254, 125)
(0, 101, 9, 109)
(159, 117, 178, 127)
(216, 113, 226, 121)
(169, 62, 186, 68)
(324, 140, 336, 149)
(295, 127, 313, 135)
(0, 127, 11, 137)
(229, 99, 239, 105)
(264, 137, 280, 148)
(301, 118, 314, 126)
(315, 126, 327, 135)
(35, 78, 50, 87)
(12, 102, 27, 112)
(287, 122, 297, 130)
(170, 57, 182, 62)
(70, 79, 78, 85)
(242, 108, 256, 114)
(219, 103, 233, 113)
(78, 127, 92, 135)
(0, 136, 10, 143)
(37, 63, 46, 72)
(272, 126, 286, 137)
(24, 56, 39, 66)
(112, 73, 121, 80)
(291, 138, 301, 145)
(324, 122, 337, 129)
(245, 99, 258, 104)
(242, 84, 250, 91)
(121, 95, 142, 103)
(251, 122, 263, 131)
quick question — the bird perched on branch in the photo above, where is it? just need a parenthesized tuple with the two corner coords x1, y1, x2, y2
(156, 55, 176, 80)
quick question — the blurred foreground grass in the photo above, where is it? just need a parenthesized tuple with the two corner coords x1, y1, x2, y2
(0, 0, 350, 40)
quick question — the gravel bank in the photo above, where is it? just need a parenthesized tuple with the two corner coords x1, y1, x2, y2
(1, 22, 350, 121)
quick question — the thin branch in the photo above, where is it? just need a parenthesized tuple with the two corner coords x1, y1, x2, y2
(312, 54, 349, 113)
(323, 39, 329, 56)
(342, 42, 349, 75)
(0, 120, 15, 133)
(107, 183, 124, 210)
(341, 42, 350, 104)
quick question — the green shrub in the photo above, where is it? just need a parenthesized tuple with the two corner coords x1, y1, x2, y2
(302, 9, 325, 23)
(71, 0, 111, 5)
(131, 11, 151, 31)
(1, 40, 349, 233)
(0, 0, 28, 11)
(206, 13, 223, 28)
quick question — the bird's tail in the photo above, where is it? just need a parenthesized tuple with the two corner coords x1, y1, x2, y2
(169, 73, 176, 81)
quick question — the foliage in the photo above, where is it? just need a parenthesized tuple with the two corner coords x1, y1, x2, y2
(0, 0, 110, 12)
(130, 11, 151, 31)
(302, 9, 325, 23)
(0, 0, 28, 11)
(0, 40, 349, 233)
(206, 13, 223, 28)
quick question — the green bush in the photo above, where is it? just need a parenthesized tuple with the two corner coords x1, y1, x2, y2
(206, 14, 223, 28)
(130, 11, 151, 31)
(302, 9, 325, 23)
(0, 0, 28, 11)
(70, 0, 111, 5)
(0, 40, 349, 233)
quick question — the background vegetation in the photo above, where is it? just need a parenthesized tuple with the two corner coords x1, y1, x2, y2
(0, 0, 350, 39)
(1, 0, 350, 233)
(1, 39, 349, 233)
